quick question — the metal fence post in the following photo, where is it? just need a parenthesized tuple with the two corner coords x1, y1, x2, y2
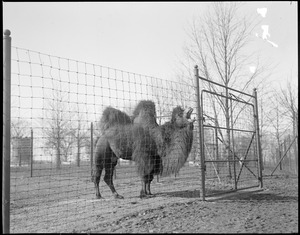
(194, 65, 206, 200)
(253, 88, 263, 188)
(3, 29, 12, 234)
(77, 127, 80, 167)
(30, 129, 33, 177)
(90, 122, 94, 173)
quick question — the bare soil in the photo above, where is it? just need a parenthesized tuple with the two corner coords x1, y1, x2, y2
(10, 164, 298, 233)
(84, 169, 298, 233)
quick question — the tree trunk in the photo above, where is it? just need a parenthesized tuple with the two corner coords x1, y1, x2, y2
(19, 151, 22, 167)
(279, 143, 282, 171)
(77, 137, 80, 167)
(56, 140, 61, 169)
(225, 85, 232, 178)
(293, 114, 298, 175)
(56, 149, 61, 169)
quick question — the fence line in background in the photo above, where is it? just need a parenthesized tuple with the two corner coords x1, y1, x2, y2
(4, 30, 268, 233)
(6, 31, 201, 233)
(271, 135, 298, 175)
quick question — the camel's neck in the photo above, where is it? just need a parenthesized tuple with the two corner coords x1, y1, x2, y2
(156, 122, 193, 154)
(159, 123, 194, 177)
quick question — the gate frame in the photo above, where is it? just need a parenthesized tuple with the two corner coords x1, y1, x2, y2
(194, 65, 263, 201)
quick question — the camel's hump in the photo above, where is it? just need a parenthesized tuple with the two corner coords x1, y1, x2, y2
(100, 107, 132, 131)
(132, 100, 158, 126)
(132, 100, 156, 117)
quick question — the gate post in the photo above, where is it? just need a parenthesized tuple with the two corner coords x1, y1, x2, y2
(253, 88, 263, 188)
(30, 129, 33, 177)
(90, 122, 94, 174)
(194, 65, 206, 200)
(3, 29, 12, 234)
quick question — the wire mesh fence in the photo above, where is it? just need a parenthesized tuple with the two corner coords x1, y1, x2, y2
(4, 35, 263, 232)
(9, 45, 202, 233)
(265, 134, 298, 175)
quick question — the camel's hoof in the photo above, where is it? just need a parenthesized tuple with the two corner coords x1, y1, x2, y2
(140, 193, 155, 199)
(96, 195, 104, 199)
(114, 194, 124, 199)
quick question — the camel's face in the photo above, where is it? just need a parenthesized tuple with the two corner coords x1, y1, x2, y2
(172, 107, 194, 128)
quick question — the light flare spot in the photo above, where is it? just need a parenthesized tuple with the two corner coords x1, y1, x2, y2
(249, 66, 256, 73)
(257, 8, 268, 18)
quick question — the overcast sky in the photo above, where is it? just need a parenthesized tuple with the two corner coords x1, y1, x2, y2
(3, 2, 298, 90)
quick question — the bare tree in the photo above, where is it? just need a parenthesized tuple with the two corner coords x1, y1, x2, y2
(72, 112, 89, 167)
(11, 119, 31, 166)
(275, 80, 298, 137)
(11, 119, 30, 138)
(151, 87, 172, 125)
(267, 104, 289, 169)
(44, 90, 76, 169)
(274, 80, 298, 172)
(150, 78, 196, 126)
(179, 2, 273, 178)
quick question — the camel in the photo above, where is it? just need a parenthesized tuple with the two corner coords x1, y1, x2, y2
(92, 100, 194, 199)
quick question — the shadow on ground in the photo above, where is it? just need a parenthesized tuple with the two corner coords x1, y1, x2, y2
(156, 189, 200, 199)
(156, 188, 298, 202)
(220, 190, 298, 202)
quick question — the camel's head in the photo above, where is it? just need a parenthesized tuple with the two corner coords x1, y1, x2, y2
(171, 106, 194, 128)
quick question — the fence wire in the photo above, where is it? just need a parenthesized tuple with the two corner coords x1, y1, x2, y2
(266, 134, 298, 175)
(9, 46, 201, 233)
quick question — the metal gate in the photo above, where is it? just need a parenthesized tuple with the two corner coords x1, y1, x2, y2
(194, 65, 263, 200)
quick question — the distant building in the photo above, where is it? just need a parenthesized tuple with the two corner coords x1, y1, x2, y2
(11, 137, 31, 166)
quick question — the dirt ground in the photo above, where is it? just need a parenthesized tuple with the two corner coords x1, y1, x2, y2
(83, 169, 298, 233)
(10, 164, 298, 233)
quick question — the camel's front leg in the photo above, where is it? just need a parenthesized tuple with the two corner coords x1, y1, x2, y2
(140, 174, 154, 198)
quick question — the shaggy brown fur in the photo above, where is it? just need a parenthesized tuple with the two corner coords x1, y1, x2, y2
(153, 106, 194, 176)
(92, 100, 194, 199)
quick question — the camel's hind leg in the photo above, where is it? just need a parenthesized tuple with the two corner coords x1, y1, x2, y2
(103, 155, 124, 199)
(93, 136, 114, 199)
(92, 165, 104, 199)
